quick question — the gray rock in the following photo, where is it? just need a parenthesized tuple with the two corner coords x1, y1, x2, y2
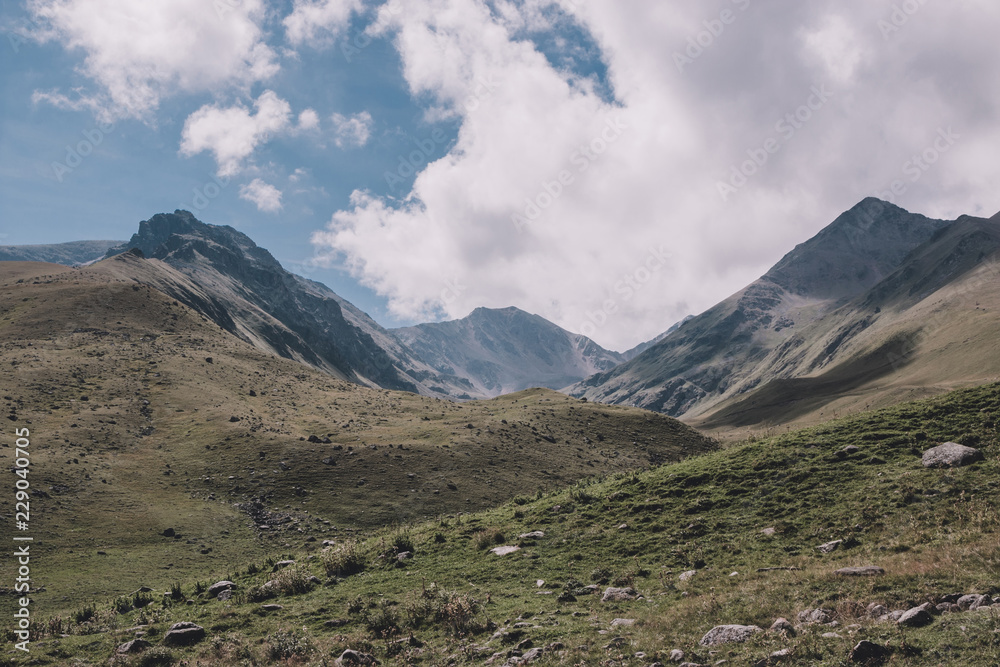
(936, 602, 959, 613)
(867, 603, 888, 618)
(879, 610, 905, 622)
(602, 587, 637, 602)
(396, 551, 413, 561)
(336, 649, 380, 665)
(679, 570, 697, 582)
(699, 624, 762, 646)
(518, 531, 545, 539)
(217, 589, 232, 601)
(849, 640, 890, 664)
(668, 649, 686, 662)
(822, 632, 842, 638)
(922, 442, 984, 468)
(817, 540, 843, 554)
(509, 647, 543, 663)
(835, 566, 884, 577)
(164, 621, 206, 646)
(273, 559, 296, 570)
(797, 609, 832, 624)
(116, 639, 151, 654)
(490, 545, 520, 556)
(769, 618, 795, 635)
(897, 607, 933, 627)
(261, 604, 284, 611)
(958, 594, 989, 610)
(610, 618, 636, 627)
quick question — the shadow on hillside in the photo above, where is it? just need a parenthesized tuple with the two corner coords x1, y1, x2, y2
(697, 331, 919, 429)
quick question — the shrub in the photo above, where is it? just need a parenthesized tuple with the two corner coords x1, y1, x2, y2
(363, 601, 400, 639)
(472, 527, 505, 551)
(321, 540, 365, 577)
(265, 629, 315, 661)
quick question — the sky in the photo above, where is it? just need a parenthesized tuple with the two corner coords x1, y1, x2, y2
(1, 0, 999, 352)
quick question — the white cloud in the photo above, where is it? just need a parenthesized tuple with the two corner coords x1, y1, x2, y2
(240, 178, 284, 212)
(26, 0, 278, 120)
(290, 167, 310, 182)
(312, 0, 1000, 351)
(297, 108, 321, 132)
(331, 111, 373, 148)
(179, 90, 293, 177)
(284, 0, 363, 48)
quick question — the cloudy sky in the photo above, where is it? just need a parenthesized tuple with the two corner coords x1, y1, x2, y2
(1, 0, 998, 351)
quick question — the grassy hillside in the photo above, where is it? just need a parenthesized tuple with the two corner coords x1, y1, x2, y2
(7, 382, 999, 666)
(0, 261, 714, 616)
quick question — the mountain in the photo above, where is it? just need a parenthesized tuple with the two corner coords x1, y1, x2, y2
(0, 239, 122, 265)
(622, 315, 694, 360)
(0, 258, 716, 614)
(392, 306, 626, 397)
(691, 210, 1000, 431)
(103, 211, 489, 397)
(567, 199, 957, 418)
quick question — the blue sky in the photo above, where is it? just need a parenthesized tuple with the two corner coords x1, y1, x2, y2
(2, 0, 999, 351)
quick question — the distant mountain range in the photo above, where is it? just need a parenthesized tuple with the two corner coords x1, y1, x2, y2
(7, 198, 998, 429)
(0, 239, 122, 265)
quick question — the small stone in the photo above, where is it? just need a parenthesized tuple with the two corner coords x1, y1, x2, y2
(261, 604, 283, 611)
(822, 632, 842, 638)
(273, 560, 295, 570)
(490, 545, 520, 556)
(117, 639, 151, 654)
(798, 609, 832, 624)
(207, 580, 236, 597)
(699, 624, 762, 646)
(610, 618, 636, 627)
(335, 649, 379, 665)
(957, 594, 989, 610)
(668, 649, 685, 662)
(770, 618, 794, 635)
(898, 607, 933, 628)
(519, 531, 545, 539)
(867, 603, 888, 618)
(817, 540, 843, 554)
(835, 566, 884, 577)
(761, 527, 776, 536)
(679, 570, 697, 582)
(601, 587, 637, 602)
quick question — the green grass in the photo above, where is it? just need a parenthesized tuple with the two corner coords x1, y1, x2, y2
(6, 382, 1000, 666)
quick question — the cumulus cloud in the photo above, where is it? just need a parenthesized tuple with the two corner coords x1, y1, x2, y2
(312, 0, 1000, 351)
(179, 90, 293, 177)
(297, 108, 321, 132)
(331, 111, 373, 148)
(240, 178, 284, 212)
(26, 0, 278, 120)
(284, 0, 363, 48)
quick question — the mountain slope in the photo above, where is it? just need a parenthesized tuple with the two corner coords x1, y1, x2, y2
(568, 199, 953, 417)
(692, 212, 1000, 431)
(22, 380, 1000, 666)
(393, 306, 626, 397)
(0, 239, 123, 265)
(0, 258, 717, 614)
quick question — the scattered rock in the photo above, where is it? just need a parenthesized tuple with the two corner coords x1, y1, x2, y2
(822, 632, 842, 639)
(161, 528, 175, 538)
(601, 587, 637, 602)
(273, 560, 295, 570)
(490, 545, 520, 556)
(835, 566, 884, 577)
(699, 624, 762, 646)
(668, 649, 685, 662)
(958, 594, 989, 611)
(770, 618, 795, 635)
(397, 551, 413, 562)
(754, 648, 792, 666)
(849, 640, 890, 664)
(164, 621, 206, 646)
(798, 609, 832, 624)
(509, 647, 544, 663)
(261, 604, 283, 611)
(207, 580, 236, 598)
(519, 531, 545, 539)
(679, 570, 697, 582)
(866, 603, 888, 618)
(922, 442, 984, 468)
(336, 649, 380, 665)
(217, 589, 232, 601)
(117, 639, 151, 654)
(610, 618, 636, 627)
(761, 527, 776, 536)
(817, 540, 843, 554)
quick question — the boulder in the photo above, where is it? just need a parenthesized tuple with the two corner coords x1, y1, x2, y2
(668, 649, 685, 662)
(699, 624, 762, 646)
(207, 580, 236, 597)
(817, 540, 843, 554)
(958, 594, 989, 611)
(769, 618, 795, 635)
(678, 570, 697, 582)
(849, 640, 890, 664)
(866, 603, 888, 618)
(922, 442, 984, 468)
(164, 621, 206, 646)
(601, 587, 637, 602)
